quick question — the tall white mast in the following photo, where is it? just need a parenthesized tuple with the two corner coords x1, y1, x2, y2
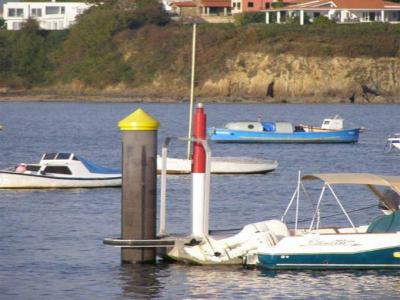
(186, 23, 197, 160)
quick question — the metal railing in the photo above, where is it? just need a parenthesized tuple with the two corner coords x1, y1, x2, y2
(159, 136, 211, 237)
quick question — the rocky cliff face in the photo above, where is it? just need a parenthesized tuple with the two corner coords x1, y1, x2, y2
(19, 53, 400, 103)
(192, 53, 400, 103)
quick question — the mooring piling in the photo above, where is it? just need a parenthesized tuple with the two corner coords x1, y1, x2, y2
(117, 108, 159, 264)
(191, 103, 208, 238)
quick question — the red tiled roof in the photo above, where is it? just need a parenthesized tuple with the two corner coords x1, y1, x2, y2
(281, 0, 400, 10)
(334, 0, 400, 8)
(172, 1, 197, 7)
(264, 0, 300, 3)
(202, 0, 231, 7)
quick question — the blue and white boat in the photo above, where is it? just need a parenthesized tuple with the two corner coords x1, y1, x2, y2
(208, 116, 363, 143)
(0, 153, 121, 188)
(257, 173, 400, 270)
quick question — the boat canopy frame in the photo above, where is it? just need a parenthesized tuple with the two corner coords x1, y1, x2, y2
(281, 173, 400, 232)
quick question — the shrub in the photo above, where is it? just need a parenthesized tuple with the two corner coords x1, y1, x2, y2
(235, 12, 266, 26)
(271, 0, 284, 8)
(0, 18, 5, 29)
(0, 18, 68, 87)
(313, 15, 335, 25)
(286, 15, 311, 25)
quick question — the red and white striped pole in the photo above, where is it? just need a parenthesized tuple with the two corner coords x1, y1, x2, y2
(191, 103, 207, 238)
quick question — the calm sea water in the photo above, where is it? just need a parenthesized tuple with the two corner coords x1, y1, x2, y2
(0, 102, 400, 299)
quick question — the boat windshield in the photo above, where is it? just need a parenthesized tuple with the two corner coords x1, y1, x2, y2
(56, 153, 71, 160)
(42, 153, 72, 160)
(43, 153, 57, 160)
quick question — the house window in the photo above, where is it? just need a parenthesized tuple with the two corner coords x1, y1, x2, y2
(233, 2, 236, 8)
(369, 12, 376, 21)
(31, 8, 42, 17)
(237, 3, 241, 9)
(12, 22, 23, 30)
(8, 8, 23, 17)
(8, 8, 16, 17)
(248, 2, 254, 8)
(61, 6, 65, 14)
(265, 3, 270, 9)
(46, 6, 61, 15)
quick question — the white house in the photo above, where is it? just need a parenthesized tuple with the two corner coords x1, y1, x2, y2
(265, 0, 400, 25)
(3, 1, 91, 30)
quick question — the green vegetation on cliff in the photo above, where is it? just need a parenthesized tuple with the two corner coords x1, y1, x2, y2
(0, 1, 399, 99)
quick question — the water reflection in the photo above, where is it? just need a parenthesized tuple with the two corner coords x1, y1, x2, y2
(119, 264, 167, 299)
(119, 262, 400, 299)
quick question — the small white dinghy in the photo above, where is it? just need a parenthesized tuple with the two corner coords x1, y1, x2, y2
(385, 134, 400, 153)
(157, 156, 277, 174)
(0, 153, 121, 189)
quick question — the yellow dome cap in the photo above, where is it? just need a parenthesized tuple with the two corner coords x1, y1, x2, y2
(118, 108, 160, 131)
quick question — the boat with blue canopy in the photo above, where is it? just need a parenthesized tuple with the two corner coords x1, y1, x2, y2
(0, 153, 121, 188)
(208, 116, 363, 143)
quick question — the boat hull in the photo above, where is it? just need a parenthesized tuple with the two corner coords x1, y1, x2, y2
(259, 247, 400, 270)
(0, 172, 121, 189)
(258, 233, 400, 270)
(0, 156, 278, 188)
(156, 156, 278, 175)
(208, 128, 361, 143)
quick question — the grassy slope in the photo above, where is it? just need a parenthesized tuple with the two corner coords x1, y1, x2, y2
(119, 23, 400, 88)
(1, 22, 399, 98)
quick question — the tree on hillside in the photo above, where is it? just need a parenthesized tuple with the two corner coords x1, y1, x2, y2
(5, 19, 50, 86)
(128, 0, 170, 28)
(56, 0, 169, 86)
(57, 8, 132, 86)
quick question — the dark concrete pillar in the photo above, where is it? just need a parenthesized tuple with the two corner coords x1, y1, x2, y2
(118, 108, 159, 264)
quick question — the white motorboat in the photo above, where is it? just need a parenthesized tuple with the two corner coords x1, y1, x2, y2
(167, 173, 400, 270)
(0, 153, 121, 189)
(157, 156, 278, 175)
(257, 173, 400, 270)
(385, 134, 400, 152)
(0, 152, 278, 189)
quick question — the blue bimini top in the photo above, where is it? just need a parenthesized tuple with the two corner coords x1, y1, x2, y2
(76, 156, 121, 174)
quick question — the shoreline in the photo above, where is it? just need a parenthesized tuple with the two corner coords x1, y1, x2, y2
(0, 93, 398, 104)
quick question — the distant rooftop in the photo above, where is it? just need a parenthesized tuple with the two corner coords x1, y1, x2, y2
(281, 0, 400, 10)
